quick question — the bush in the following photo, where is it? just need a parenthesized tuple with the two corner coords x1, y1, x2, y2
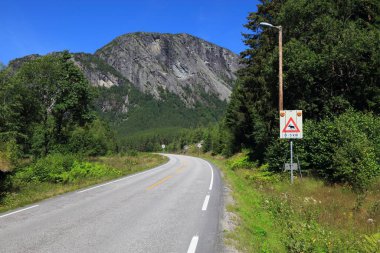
(53, 161, 120, 183)
(69, 119, 117, 156)
(13, 153, 120, 184)
(265, 111, 380, 191)
(227, 152, 257, 171)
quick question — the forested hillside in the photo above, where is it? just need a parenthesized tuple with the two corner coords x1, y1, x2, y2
(73, 53, 227, 136)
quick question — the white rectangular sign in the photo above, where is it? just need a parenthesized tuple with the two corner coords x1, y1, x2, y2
(280, 110, 303, 139)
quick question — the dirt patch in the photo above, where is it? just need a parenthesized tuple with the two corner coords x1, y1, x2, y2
(221, 172, 240, 253)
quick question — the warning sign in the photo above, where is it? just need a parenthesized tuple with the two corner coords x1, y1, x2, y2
(280, 110, 303, 139)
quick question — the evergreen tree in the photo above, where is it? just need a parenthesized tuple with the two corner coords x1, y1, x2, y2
(226, 0, 380, 159)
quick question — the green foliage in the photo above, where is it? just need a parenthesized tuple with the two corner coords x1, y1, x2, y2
(226, 152, 257, 171)
(265, 111, 380, 191)
(361, 233, 380, 253)
(266, 196, 362, 252)
(209, 153, 377, 252)
(0, 51, 117, 159)
(96, 84, 227, 137)
(13, 154, 76, 183)
(0, 153, 167, 213)
(21, 51, 95, 155)
(0, 139, 21, 170)
(12, 154, 120, 185)
(55, 161, 120, 183)
(69, 119, 117, 156)
(226, 0, 380, 162)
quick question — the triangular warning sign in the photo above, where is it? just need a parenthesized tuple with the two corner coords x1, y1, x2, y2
(282, 117, 300, 133)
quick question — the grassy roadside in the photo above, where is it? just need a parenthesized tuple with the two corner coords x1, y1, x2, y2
(0, 153, 167, 213)
(200, 153, 380, 253)
(202, 153, 286, 252)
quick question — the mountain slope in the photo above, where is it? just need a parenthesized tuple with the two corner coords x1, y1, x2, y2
(73, 52, 227, 135)
(95, 32, 239, 106)
(5, 32, 240, 136)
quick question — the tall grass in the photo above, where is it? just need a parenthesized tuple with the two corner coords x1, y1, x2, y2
(203, 153, 380, 252)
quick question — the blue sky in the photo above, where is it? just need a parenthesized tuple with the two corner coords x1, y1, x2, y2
(0, 0, 259, 64)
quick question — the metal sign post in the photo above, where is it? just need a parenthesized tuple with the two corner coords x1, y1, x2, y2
(197, 143, 202, 156)
(290, 141, 294, 184)
(280, 110, 303, 184)
(161, 144, 165, 153)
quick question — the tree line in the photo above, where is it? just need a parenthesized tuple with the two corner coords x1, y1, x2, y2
(0, 52, 117, 169)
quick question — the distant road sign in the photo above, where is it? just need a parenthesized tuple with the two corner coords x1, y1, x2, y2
(284, 163, 298, 171)
(280, 110, 303, 139)
(162, 144, 166, 149)
(197, 143, 202, 148)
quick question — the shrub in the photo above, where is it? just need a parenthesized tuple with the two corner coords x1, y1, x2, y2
(227, 152, 257, 171)
(265, 111, 380, 191)
(54, 161, 120, 183)
(12, 153, 120, 184)
(69, 119, 117, 156)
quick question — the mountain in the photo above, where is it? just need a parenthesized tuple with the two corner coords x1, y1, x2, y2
(5, 32, 240, 136)
(95, 32, 239, 106)
(72, 32, 240, 135)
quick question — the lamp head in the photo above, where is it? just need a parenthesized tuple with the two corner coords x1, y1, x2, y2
(259, 22, 274, 27)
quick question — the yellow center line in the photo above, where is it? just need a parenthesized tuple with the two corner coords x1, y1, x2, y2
(146, 175, 173, 190)
(176, 166, 185, 174)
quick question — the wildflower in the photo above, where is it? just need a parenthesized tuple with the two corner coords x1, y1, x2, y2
(367, 218, 374, 224)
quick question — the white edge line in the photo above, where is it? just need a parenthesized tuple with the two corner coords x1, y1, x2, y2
(187, 235, 199, 253)
(78, 162, 171, 193)
(202, 195, 210, 211)
(207, 162, 214, 191)
(0, 205, 39, 219)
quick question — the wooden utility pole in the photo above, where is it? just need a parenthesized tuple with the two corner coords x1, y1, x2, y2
(278, 26, 283, 112)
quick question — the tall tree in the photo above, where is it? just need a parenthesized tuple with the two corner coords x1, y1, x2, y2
(0, 52, 95, 156)
(226, 0, 380, 159)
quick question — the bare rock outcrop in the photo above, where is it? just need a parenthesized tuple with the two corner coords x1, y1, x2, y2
(95, 32, 240, 106)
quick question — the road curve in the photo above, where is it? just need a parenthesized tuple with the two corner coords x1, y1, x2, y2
(0, 154, 223, 253)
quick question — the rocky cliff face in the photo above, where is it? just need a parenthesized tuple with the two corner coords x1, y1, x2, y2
(95, 32, 240, 106)
(73, 53, 125, 88)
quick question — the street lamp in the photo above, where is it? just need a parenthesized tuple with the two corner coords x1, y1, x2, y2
(259, 22, 283, 112)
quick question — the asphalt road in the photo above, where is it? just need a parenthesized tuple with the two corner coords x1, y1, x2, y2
(0, 154, 223, 253)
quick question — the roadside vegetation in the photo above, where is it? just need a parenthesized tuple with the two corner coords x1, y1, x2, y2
(0, 153, 167, 213)
(205, 152, 380, 252)
(0, 52, 168, 213)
